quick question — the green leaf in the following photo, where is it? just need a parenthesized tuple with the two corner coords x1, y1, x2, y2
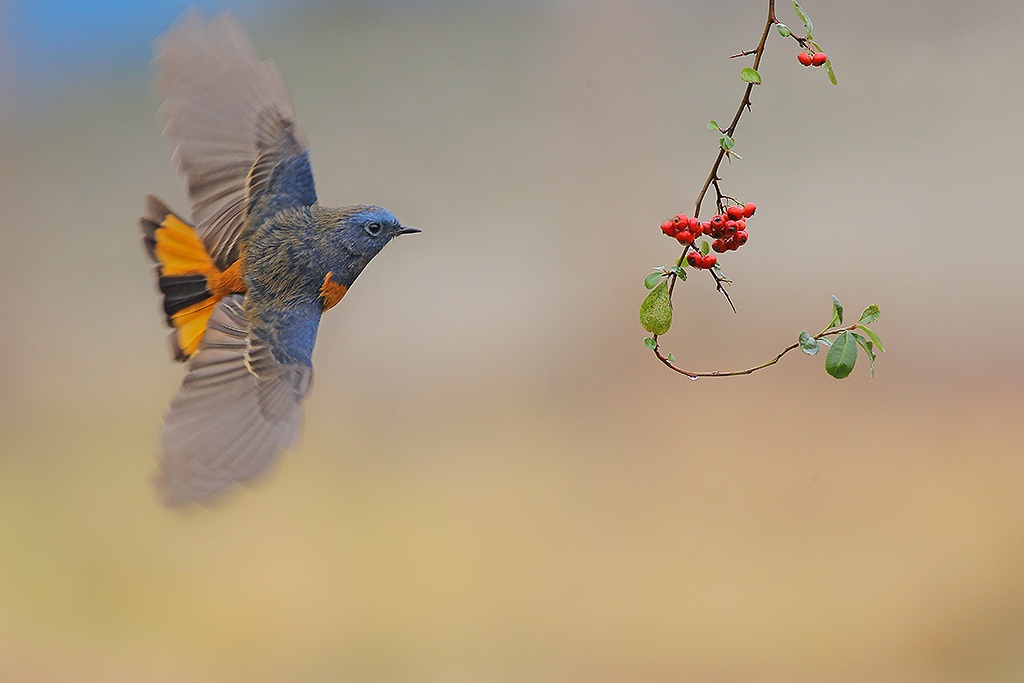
(824, 60, 837, 85)
(858, 325, 886, 353)
(639, 281, 673, 335)
(707, 119, 720, 130)
(817, 337, 833, 347)
(671, 264, 687, 279)
(857, 304, 880, 325)
(719, 135, 735, 152)
(793, 1, 813, 35)
(644, 272, 663, 289)
(776, 23, 791, 37)
(829, 295, 844, 328)
(667, 353, 676, 362)
(798, 330, 820, 356)
(700, 240, 710, 255)
(740, 67, 762, 84)
(644, 337, 657, 350)
(852, 333, 876, 377)
(825, 331, 857, 379)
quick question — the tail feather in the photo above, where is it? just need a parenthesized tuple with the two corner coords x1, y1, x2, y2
(140, 194, 241, 361)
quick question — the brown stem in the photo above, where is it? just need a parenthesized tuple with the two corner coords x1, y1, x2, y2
(654, 325, 851, 379)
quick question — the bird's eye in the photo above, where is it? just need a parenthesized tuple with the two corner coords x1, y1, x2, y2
(365, 221, 383, 236)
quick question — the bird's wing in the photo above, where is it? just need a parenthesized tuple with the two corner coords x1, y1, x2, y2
(154, 294, 313, 506)
(153, 9, 317, 270)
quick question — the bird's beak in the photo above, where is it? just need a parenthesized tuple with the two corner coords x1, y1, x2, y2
(396, 225, 421, 236)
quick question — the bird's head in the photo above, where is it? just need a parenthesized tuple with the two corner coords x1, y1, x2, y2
(317, 204, 419, 278)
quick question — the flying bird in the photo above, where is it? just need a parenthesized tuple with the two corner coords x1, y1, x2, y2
(141, 10, 419, 505)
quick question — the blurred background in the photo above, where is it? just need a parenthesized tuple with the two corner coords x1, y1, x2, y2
(2, 0, 1023, 680)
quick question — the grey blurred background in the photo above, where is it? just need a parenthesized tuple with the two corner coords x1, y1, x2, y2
(2, 1, 1023, 681)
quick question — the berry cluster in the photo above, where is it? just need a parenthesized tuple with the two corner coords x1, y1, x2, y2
(659, 202, 756, 268)
(797, 51, 827, 67)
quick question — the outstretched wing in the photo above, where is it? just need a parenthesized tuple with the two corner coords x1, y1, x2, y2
(153, 9, 317, 270)
(154, 294, 313, 506)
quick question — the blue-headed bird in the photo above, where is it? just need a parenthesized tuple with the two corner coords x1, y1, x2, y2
(140, 10, 419, 505)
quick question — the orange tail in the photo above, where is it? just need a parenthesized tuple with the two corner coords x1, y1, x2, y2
(140, 195, 244, 360)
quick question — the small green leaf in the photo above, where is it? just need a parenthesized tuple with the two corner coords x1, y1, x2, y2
(644, 337, 657, 350)
(700, 240, 710, 256)
(671, 264, 687, 279)
(857, 304, 880, 325)
(776, 23, 791, 37)
(667, 353, 676, 362)
(644, 272, 663, 289)
(824, 60, 837, 85)
(817, 337, 833, 347)
(707, 119, 720, 130)
(798, 330, 820, 356)
(719, 135, 735, 152)
(740, 67, 762, 84)
(858, 325, 886, 354)
(639, 281, 673, 335)
(829, 295, 844, 328)
(825, 331, 857, 379)
(793, 1, 813, 35)
(852, 332, 876, 377)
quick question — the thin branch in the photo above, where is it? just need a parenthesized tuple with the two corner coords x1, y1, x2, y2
(653, 325, 854, 379)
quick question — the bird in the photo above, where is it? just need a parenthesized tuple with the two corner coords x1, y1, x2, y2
(140, 9, 419, 506)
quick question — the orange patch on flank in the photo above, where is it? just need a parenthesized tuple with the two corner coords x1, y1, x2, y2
(320, 272, 348, 312)
(209, 259, 245, 298)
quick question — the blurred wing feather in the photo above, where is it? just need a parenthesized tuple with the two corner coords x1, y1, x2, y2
(153, 9, 314, 269)
(154, 294, 312, 506)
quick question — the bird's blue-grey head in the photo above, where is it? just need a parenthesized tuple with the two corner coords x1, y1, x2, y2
(317, 204, 419, 285)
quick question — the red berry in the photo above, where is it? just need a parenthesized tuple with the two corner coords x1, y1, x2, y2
(710, 215, 725, 229)
(700, 221, 712, 233)
(811, 52, 827, 67)
(797, 51, 812, 67)
(691, 221, 703, 237)
(676, 230, 694, 245)
(712, 239, 726, 253)
(742, 202, 756, 218)
(687, 217, 699, 231)
(726, 206, 744, 221)
(686, 252, 700, 267)
(735, 219, 746, 231)
(735, 230, 748, 245)
(661, 220, 675, 235)
(724, 220, 738, 233)
(702, 253, 717, 268)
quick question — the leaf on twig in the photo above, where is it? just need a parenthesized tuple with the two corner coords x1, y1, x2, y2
(825, 330, 857, 379)
(639, 281, 673, 335)
(858, 325, 886, 354)
(852, 333, 876, 377)
(793, 1, 813, 36)
(798, 330, 820, 356)
(740, 67, 762, 84)
(857, 304, 880, 326)
(829, 295, 844, 328)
